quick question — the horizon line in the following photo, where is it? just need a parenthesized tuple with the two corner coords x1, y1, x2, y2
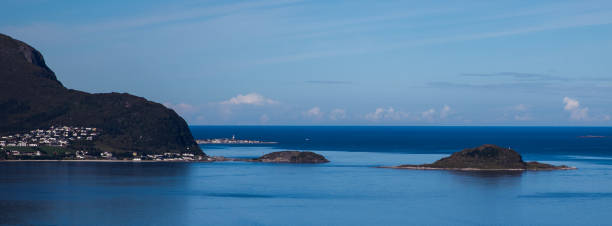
(188, 124, 612, 128)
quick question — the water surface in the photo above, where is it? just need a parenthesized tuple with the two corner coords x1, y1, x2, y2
(2, 126, 611, 225)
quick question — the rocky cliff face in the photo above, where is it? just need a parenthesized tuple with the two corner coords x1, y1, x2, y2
(0, 34, 60, 84)
(0, 33, 204, 155)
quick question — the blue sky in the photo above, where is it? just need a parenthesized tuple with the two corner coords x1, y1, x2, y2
(2, 0, 612, 125)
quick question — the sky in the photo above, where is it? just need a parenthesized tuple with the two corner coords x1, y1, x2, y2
(2, 0, 612, 125)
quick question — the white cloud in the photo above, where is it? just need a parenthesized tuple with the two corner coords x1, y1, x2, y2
(513, 104, 528, 111)
(563, 97, 580, 111)
(570, 108, 589, 120)
(563, 97, 589, 120)
(420, 105, 452, 121)
(305, 106, 323, 118)
(509, 104, 531, 121)
(221, 93, 278, 105)
(440, 105, 451, 119)
(421, 108, 436, 120)
(365, 107, 408, 121)
(195, 115, 206, 122)
(514, 115, 531, 121)
(365, 106, 452, 122)
(329, 108, 347, 120)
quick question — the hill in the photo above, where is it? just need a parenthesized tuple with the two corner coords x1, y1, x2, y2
(252, 151, 329, 163)
(388, 144, 574, 170)
(0, 33, 204, 156)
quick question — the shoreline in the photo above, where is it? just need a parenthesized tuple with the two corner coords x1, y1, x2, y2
(0, 159, 211, 163)
(378, 166, 577, 171)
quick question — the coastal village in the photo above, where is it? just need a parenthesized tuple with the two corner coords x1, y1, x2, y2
(1, 126, 277, 162)
(0, 126, 204, 161)
(196, 135, 277, 144)
(0, 125, 99, 149)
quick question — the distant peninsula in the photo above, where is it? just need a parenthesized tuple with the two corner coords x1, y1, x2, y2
(384, 144, 575, 171)
(208, 151, 329, 164)
(196, 135, 277, 144)
(252, 151, 329, 163)
(0, 33, 205, 160)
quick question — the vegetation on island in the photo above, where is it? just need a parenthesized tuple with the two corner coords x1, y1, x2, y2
(388, 144, 575, 170)
(252, 151, 330, 163)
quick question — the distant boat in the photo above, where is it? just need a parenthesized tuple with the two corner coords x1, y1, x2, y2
(579, 135, 606, 138)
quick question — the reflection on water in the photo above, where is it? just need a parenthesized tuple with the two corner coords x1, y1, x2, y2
(519, 192, 612, 199)
(0, 162, 197, 225)
(448, 170, 525, 178)
(0, 200, 45, 225)
(1, 148, 611, 225)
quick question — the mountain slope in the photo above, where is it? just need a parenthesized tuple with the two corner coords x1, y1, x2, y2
(0, 33, 204, 155)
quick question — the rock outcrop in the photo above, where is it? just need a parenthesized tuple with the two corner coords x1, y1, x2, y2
(0, 33, 204, 156)
(252, 151, 329, 163)
(387, 144, 574, 170)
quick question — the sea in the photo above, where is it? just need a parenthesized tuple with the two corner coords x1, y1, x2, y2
(1, 126, 612, 226)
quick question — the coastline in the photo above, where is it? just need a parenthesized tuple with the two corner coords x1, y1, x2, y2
(0, 159, 210, 163)
(378, 166, 577, 171)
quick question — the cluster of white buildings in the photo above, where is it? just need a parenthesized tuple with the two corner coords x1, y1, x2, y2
(0, 126, 100, 148)
(144, 152, 198, 161)
(196, 135, 277, 144)
(72, 151, 113, 160)
(5, 150, 42, 157)
(1, 126, 205, 160)
(75, 151, 201, 161)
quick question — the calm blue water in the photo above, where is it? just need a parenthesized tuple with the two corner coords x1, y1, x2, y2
(191, 126, 612, 156)
(2, 126, 612, 225)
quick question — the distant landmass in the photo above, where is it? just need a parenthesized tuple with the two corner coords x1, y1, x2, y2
(0, 33, 204, 159)
(196, 135, 277, 144)
(207, 150, 329, 163)
(385, 144, 575, 170)
(252, 151, 329, 163)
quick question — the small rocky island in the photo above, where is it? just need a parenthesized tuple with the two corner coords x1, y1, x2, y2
(251, 151, 329, 163)
(385, 144, 575, 171)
